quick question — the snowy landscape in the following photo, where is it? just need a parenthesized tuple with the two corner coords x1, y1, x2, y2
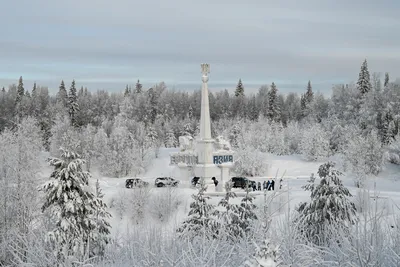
(1, 57, 400, 267)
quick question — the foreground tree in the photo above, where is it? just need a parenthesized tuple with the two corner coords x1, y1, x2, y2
(41, 148, 111, 264)
(295, 162, 357, 246)
(177, 178, 218, 240)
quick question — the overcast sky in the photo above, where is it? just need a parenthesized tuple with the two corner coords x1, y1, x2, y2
(1, 0, 399, 94)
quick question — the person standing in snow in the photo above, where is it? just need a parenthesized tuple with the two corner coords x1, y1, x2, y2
(263, 180, 267, 190)
(271, 179, 275, 190)
(212, 177, 218, 187)
(257, 181, 261, 191)
(266, 180, 271, 191)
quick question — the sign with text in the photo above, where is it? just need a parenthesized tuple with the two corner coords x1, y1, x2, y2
(170, 154, 198, 166)
(213, 155, 233, 164)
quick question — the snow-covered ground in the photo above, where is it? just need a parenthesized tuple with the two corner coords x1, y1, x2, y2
(39, 148, 400, 238)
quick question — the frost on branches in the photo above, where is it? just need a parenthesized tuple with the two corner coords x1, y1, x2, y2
(41, 148, 111, 263)
(177, 178, 218, 240)
(295, 162, 356, 246)
(299, 123, 329, 161)
(217, 181, 241, 240)
(345, 130, 384, 187)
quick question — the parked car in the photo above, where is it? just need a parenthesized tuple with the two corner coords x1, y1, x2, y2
(230, 177, 255, 189)
(191, 176, 200, 186)
(125, 178, 149, 188)
(155, 177, 179, 187)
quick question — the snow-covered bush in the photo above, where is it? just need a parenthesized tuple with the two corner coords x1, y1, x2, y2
(284, 121, 301, 154)
(234, 145, 268, 176)
(299, 123, 330, 161)
(128, 186, 151, 224)
(149, 187, 181, 222)
(345, 130, 384, 187)
(386, 133, 400, 164)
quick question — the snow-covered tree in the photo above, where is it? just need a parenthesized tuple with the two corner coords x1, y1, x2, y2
(56, 80, 68, 109)
(384, 72, 390, 88)
(217, 182, 241, 240)
(135, 79, 142, 94)
(299, 123, 330, 161)
(177, 178, 218, 240)
(68, 80, 79, 127)
(234, 142, 268, 177)
(164, 128, 177, 148)
(237, 185, 258, 237)
(295, 162, 357, 246)
(267, 82, 280, 122)
(387, 133, 400, 164)
(235, 79, 245, 97)
(41, 149, 111, 263)
(357, 59, 372, 96)
(345, 130, 384, 187)
(91, 179, 111, 257)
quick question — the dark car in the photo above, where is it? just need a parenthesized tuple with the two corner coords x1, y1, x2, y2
(155, 177, 179, 187)
(191, 176, 200, 186)
(231, 177, 255, 189)
(125, 178, 149, 188)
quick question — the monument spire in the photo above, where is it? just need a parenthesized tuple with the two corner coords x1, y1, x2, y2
(200, 63, 212, 140)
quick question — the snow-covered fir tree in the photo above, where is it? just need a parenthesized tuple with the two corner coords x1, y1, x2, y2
(235, 78, 245, 97)
(135, 79, 143, 94)
(91, 179, 111, 257)
(384, 72, 390, 88)
(357, 59, 372, 96)
(177, 178, 218, 240)
(295, 162, 357, 246)
(229, 123, 242, 148)
(237, 185, 258, 238)
(267, 82, 280, 122)
(164, 128, 177, 148)
(68, 80, 79, 127)
(217, 181, 241, 240)
(41, 148, 111, 263)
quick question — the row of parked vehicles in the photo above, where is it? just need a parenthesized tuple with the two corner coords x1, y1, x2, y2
(125, 177, 180, 188)
(126, 176, 255, 189)
(191, 176, 256, 189)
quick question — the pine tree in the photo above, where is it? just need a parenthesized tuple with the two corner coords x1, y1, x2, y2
(1, 86, 5, 93)
(384, 72, 390, 88)
(25, 90, 31, 98)
(135, 79, 143, 94)
(229, 123, 241, 148)
(124, 84, 130, 97)
(267, 82, 280, 122)
(217, 182, 242, 240)
(177, 178, 218, 240)
(164, 129, 177, 148)
(235, 79, 245, 97)
(57, 80, 68, 108)
(305, 80, 314, 104)
(357, 59, 372, 95)
(296, 162, 356, 246)
(16, 76, 24, 103)
(41, 149, 111, 262)
(188, 105, 194, 120)
(32, 82, 37, 98)
(248, 95, 259, 121)
(91, 179, 111, 257)
(68, 80, 79, 127)
(237, 185, 258, 237)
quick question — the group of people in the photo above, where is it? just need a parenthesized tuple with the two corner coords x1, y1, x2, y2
(253, 179, 282, 191)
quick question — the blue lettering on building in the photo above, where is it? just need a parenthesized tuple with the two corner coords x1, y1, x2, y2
(213, 155, 233, 164)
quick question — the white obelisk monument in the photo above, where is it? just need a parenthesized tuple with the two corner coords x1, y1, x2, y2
(195, 64, 219, 181)
(170, 64, 234, 190)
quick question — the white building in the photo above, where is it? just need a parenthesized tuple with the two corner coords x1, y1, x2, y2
(170, 64, 234, 189)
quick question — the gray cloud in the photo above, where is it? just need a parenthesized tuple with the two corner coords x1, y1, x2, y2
(1, 0, 400, 94)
